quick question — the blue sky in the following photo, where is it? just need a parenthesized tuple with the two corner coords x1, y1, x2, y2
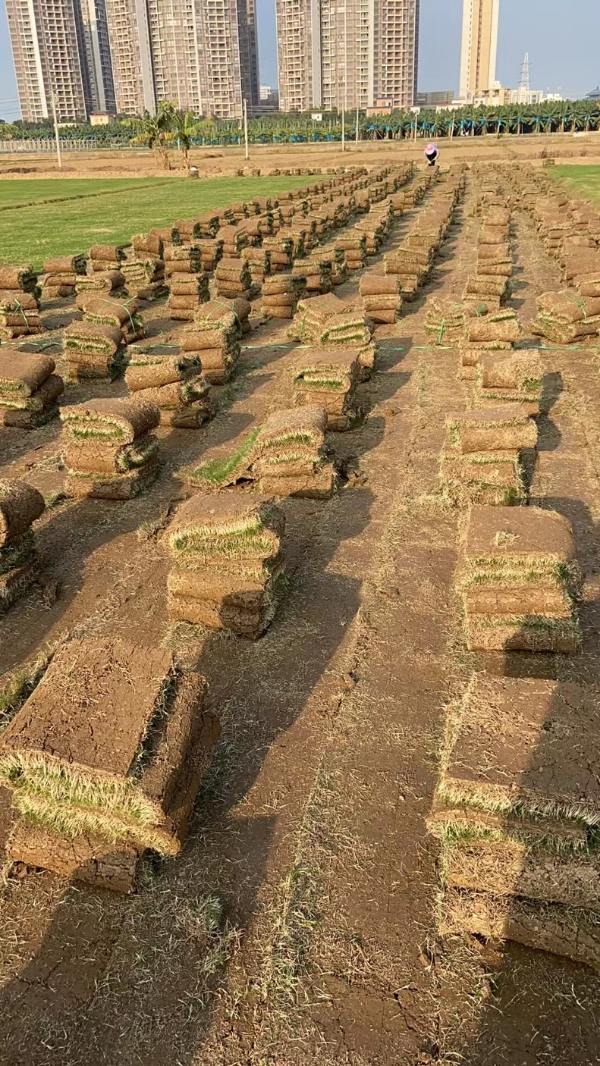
(0, 0, 598, 120)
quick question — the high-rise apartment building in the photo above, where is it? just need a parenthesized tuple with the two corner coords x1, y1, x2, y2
(276, 0, 419, 113)
(8, 0, 259, 123)
(103, 0, 259, 118)
(6, 0, 115, 123)
(103, 0, 156, 115)
(78, 0, 117, 114)
(459, 0, 499, 101)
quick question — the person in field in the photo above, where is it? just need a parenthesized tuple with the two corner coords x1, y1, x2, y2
(424, 142, 439, 167)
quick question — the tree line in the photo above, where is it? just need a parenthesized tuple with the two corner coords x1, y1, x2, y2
(1, 98, 599, 164)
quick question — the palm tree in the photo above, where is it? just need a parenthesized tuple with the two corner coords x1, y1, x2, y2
(170, 108, 199, 168)
(128, 107, 173, 169)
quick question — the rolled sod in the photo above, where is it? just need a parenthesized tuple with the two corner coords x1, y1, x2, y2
(461, 505, 577, 576)
(0, 351, 55, 400)
(438, 675, 600, 826)
(125, 352, 202, 392)
(0, 640, 219, 857)
(479, 351, 543, 390)
(257, 466, 335, 500)
(61, 397, 160, 443)
(0, 291, 40, 313)
(446, 406, 537, 454)
(0, 264, 38, 292)
(64, 321, 123, 357)
(76, 270, 125, 294)
(438, 887, 600, 970)
(166, 493, 284, 565)
(0, 480, 45, 546)
(440, 836, 600, 910)
(45, 254, 87, 275)
(64, 433, 159, 475)
(440, 451, 524, 507)
(64, 456, 160, 500)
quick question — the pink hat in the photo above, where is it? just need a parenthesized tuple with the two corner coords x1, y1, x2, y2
(426, 143, 437, 152)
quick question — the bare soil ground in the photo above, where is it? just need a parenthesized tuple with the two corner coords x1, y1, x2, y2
(2, 169, 600, 1065)
(1, 132, 600, 181)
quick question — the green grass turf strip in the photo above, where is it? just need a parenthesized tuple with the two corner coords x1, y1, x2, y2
(0, 176, 306, 268)
(552, 165, 600, 204)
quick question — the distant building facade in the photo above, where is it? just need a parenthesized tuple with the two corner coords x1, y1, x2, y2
(7, 0, 259, 121)
(6, 0, 115, 123)
(416, 91, 455, 107)
(276, 0, 419, 112)
(459, 0, 500, 102)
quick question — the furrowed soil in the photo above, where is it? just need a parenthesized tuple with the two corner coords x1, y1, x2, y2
(2, 170, 600, 1065)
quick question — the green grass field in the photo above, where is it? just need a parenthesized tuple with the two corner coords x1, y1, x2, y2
(0, 176, 306, 268)
(553, 165, 600, 203)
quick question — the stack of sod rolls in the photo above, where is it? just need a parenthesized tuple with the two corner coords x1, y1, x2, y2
(249, 406, 334, 498)
(0, 264, 42, 339)
(125, 348, 212, 428)
(168, 273, 210, 321)
(238, 217, 267, 245)
(458, 309, 523, 381)
(278, 225, 306, 258)
(532, 291, 600, 345)
(88, 244, 128, 273)
(63, 321, 127, 380)
(215, 257, 252, 300)
(121, 236, 166, 302)
(196, 238, 224, 272)
(477, 241, 512, 279)
(60, 398, 160, 499)
(261, 274, 306, 319)
(384, 242, 432, 297)
(76, 293, 145, 344)
(0, 479, 45, 611)
(132, 232, 164, 259)
(185, 406, 335, 499)
(242, 246, 271, 286)
(194, 211, 220, 238)
(43, 254, 87, 299)
(441, 405, 538, 506)
(562, 251, 600, 293)
(466, 308, 521, 349)
(0, 351, 63, 427)
(0, 638, 220, 893)
(425, 297, 474, 348)
(474, 350, 544, 415)
(165, 494, 286, 639)
(359, 273, 402, 325)
(334, 234, 367, 270)
(163, 244, 202, 276)
(122, 257, 167, 302)
(262, 235, 294, 273)
(329, 247, 349, 286)
(462, 274, 508, 313)
(456, 505, 580, 653)
(76, 268, 125, 295)
(431, 674, 600, 970)
(354, 210, 391, 254)
(218, 225, 249, 258)
(288, 294, 372, 349)
(292, 253, 332, 294)
(181, 301, 243, 385)
(292, 346, 363, 431)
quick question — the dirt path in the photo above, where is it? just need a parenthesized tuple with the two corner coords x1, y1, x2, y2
(3, 172, 600, 1066)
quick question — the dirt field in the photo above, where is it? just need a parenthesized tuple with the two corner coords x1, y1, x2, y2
(1, 130, 600, 183)
(2, 157, 600, 1064)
